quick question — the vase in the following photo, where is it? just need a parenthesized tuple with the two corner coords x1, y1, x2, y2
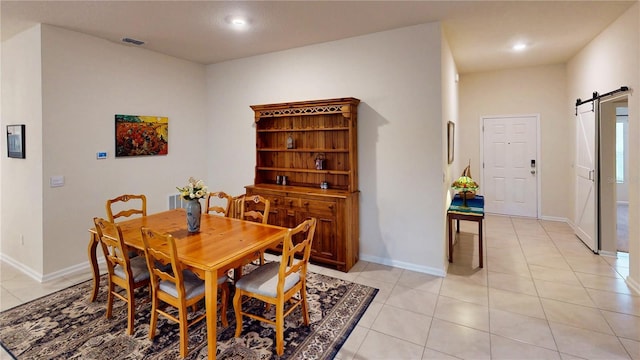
(185, 199, 202, 233)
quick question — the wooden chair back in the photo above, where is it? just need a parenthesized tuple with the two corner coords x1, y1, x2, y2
(140, 227, 189, 302)
(240, 194, 270, 224)
(238, 194, 271, 265)
(228, 194, 245, 219)
(94, 217, 129, 275)
(232, 217, 317, 355)
(106, 194, 147, 222)
(140, 227, 228, 357)
(280, 217, 317, 287)
(206, 191, 233, 216)
(93, 217, 149, 335)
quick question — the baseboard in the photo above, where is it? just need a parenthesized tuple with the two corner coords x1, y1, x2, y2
(1, 252, 105, 284)
(539, 215, 569, 223)
(359, 254, 446, 277)
(0, 253, 43, 282)
(538, 216, 578, 233)
(41, 260, 105, 283)
(625, 276, 640, 296)
(599, 250, 617, 258)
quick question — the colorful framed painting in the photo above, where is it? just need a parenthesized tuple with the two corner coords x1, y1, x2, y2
(7, 124, 26, 159)
(115, 115, 168, 157)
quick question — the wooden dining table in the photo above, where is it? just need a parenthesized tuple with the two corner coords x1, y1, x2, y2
(87, 208, 288, 359)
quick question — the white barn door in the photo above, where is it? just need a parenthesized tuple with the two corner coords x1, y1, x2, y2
(575, 103, 598, 252)
(482, 115, 538, 217)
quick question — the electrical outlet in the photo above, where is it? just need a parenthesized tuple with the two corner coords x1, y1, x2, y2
(20, 234, 24, 245)
(50, 176, 65, 187)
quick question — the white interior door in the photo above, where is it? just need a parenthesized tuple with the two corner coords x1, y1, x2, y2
(482, 115, 538, 217)
(575, 103, 598, 252)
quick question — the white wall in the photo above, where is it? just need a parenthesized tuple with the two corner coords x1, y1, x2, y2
(441, 30, 459, 261)
(206, 23, 448, 275)
(1, 25, 44, 275)
(567, 3, 640, 289)
(1, 25, 209, 279)
(459, 64, 569, 220)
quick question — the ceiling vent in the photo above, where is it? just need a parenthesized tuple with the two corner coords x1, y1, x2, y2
(121, 37, 145, 46)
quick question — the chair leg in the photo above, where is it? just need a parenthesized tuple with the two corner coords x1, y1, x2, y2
(232, 266, 242, 282)
(178, 305, 189, 358)
(127, 292, 135, 335)
(275, 297, 285, 356)
(233, 290, 243, 337)
(105, 282, 114, 319)
(300, 287, 310, 326)
(148, 296, 158, 340)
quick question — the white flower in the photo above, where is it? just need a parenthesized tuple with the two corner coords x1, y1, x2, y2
(176, 177, 209, 200)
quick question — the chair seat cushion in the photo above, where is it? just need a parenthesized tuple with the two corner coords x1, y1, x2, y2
(114, 256, 150, 283)
(159, 271, 227, 300)
(235, 262, 300, 298)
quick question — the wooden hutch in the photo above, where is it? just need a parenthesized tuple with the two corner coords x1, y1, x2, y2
(245, 97, 360, 272)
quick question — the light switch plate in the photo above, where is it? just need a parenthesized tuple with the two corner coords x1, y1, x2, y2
(50, 176, 65, 187)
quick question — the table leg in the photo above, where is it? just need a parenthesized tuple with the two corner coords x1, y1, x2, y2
(88, 233, 100, 302)
(479, 219, 484, 268)
(448, 214, 453, 263)
(205, 269, 218, 359)
(456, 219, 460, 233)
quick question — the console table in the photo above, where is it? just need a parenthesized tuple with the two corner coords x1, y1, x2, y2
(447, 194, 485, 268)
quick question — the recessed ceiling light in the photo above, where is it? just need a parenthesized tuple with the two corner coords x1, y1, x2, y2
(231, 18, 246, 26)
(226, 15, 249, 28)
(513, 43, 527, 51)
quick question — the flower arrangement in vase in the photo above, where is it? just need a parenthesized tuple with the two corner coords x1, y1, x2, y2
(177, 177, 209, 232)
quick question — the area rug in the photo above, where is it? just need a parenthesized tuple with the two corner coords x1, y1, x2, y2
(0, 271, 377, 359)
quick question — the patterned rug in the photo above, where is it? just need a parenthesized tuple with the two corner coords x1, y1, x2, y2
(0, 271, 377, 359)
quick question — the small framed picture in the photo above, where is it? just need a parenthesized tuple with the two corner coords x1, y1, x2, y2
(7, 124, 25, 159)
(447, 121, 455, 164)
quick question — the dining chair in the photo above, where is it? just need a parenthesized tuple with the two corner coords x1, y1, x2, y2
(93, 217, 150, 336)
(232, 217, 317, 356)
(106, 194, 147, 258)
(227, 194, 245, 219)
(140, 227, 229, 358)
(205, 191, 233, 216)
(105, 194, 147, 222)
(239, 194, 270, 224)
(240, 194, 271, 265)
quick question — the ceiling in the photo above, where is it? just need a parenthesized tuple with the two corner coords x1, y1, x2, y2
(1, 1, 636, 74)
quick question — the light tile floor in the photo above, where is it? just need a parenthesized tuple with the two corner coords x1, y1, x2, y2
(1, 215, 639, 359)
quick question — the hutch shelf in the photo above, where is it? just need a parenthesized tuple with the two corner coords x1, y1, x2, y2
(245, 97, 360, 272)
